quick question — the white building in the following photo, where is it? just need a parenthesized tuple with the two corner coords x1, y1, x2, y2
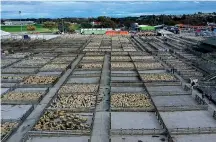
(4, 21, 35, 26)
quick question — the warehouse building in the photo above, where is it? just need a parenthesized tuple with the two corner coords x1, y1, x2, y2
(3, 21, 35, 26)
(139, 25, 155, 31)
(80, 28, 121, 35)
(90, 21, 102, 26)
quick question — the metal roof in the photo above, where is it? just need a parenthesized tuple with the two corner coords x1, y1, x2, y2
(157, 29, 174, 35)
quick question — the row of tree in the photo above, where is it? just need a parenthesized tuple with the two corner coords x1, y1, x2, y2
(25, 21, 79, 33)
(23, 12, 216, 32)
(41, 17, 118, 32)
(42, 21, 78, 33)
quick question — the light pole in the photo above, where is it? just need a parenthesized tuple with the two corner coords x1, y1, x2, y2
(61, 15, 64, 33)
(41, 16, 43, 24)
(19, 11, 23, 33)
(188, 16, 189, 29)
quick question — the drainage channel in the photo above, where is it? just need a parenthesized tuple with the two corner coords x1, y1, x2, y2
(91, 53, 111, 142)
(7, 54, 84, 142)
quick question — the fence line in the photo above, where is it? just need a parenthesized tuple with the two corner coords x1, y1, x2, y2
(170, 127, 216, 134)
(110, 128, 165, 135)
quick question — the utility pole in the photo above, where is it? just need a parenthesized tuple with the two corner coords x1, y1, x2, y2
(41, 16, 43, 24)
(188, 17, 189, 29)
(19, 11, 22, 33)
(61, 15, 64, 33)
(62, 19, 64, 33)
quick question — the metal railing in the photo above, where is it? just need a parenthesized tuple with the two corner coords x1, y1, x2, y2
(110, 128, 165, 135)
(157, 105, 208, 111)
(170, 127, 216, 134)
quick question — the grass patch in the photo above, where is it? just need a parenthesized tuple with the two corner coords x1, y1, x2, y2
(1, 24, 58, 33)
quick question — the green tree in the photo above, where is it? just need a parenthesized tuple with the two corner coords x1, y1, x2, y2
(96, 16, 116, 29)
(68, 24, 78, 33)
(58, 21, 71, 33)
(97, 16, 106, 22)
(42, 21, 57, 32)
(80, 22, 92, 28)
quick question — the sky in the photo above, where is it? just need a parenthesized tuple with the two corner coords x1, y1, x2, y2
(1, 1, 216, 19)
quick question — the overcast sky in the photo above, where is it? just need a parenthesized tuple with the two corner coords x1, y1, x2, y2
(1, 1, 216, 19)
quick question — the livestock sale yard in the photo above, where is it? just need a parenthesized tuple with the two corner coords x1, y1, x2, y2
(1, 34, 216, 142)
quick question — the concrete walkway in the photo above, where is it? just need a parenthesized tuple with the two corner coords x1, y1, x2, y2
(91, 54, 110, 142)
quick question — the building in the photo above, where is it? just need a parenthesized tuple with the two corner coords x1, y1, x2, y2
(157, 29, 174, 36)
(90, 21, 102, 26)
(81, 28, 109, 35)
(80, 28, 122, 35)
(4, 21, 35, 26)
(139, 25, 155, 31)
(130, 23, 139, 31)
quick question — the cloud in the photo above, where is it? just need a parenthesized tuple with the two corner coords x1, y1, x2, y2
(1, 1, 216, 18)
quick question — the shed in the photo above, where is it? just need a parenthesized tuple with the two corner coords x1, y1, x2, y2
(139, 26, 155, 31)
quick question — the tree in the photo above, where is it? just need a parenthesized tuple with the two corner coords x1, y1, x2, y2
(80, 22, 92, 28)
(69, 24, 79, 33)
(42, 21, 57, 32)
(97, 16, 106, 22)
(58, 21, 71, 33)
(26, 25, 36, 31)
(96, 16, 116, 29)
(57, 22, 79, 33)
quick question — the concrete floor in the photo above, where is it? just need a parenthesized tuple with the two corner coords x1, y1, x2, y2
(111, 112, 161, 129)
(172, 134, 216, 142)
(160, 111, 216, 129)
(111, 76, 140, 81)
(73, 70, 101, 75)
(111, 135, 167, 142)
(1, 74, 29, 80)
(111, 71, 137, 74)
(14, 88, 48, 92)
(1, 105, 32, 120)
(152, 95, 198, 106)
(1, 88, 10, 95)
(26, 136, 90, 142)
(138, 70, 166, 74)
(147, 86, 185, 92)
(2, 67, 38, 74)
(147, 86, 188, 95)
(111, 87, 145, 93)
(1, 83, 16, 88)
(67, 77, 100, 84)
(37, 72, 62, 76)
